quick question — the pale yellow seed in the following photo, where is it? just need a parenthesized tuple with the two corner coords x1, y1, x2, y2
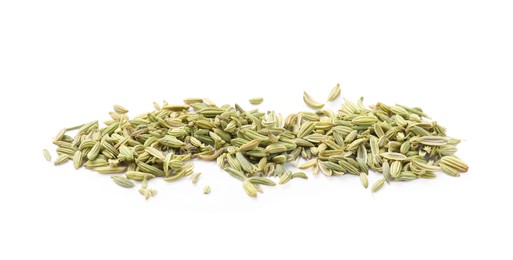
(203, 185, 211, 194)
(73, 150, 83, 169)
(291, 172, 308, 179)
(94, 166, 127, 174)
(279, 171, 292, 185)
(249, 97, 264, 105)
(248, 176, 276, 186)
(113, 104, 129, 114)
(440, 156, 469, 173)
(111, 176, 135, 188)
(327, 83, 341, 102)
(203, 98, 217, 107)
(162, 104, 191, 111)
(417, 136, 449, 146)
(298, 159, 317, 170)
(139, 189, 151, 200)
(382, 161, 391, 184)
(183, 98, 204, 105)
(54, 129, 66, 142)
(242, 180, 257, 198)
(371, 178, 386, 193)
(381, 152, 407, 161)
(54, 154, 69, 166)
(360, 172, 368, 189)
(142, 176, 148, 189)
(43, 149, 51, 162)
(87, 142, 101, 160)
(238, 139, 261, 152)
(352, 116, 378, 126)
(126, 171, 155, 181)
(144, 147, 165, 161)
(390, 161, 402, 178)
(191, 172, 202, 184)
(303, 91, 325, 109)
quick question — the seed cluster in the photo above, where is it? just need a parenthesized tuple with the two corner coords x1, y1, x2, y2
(46, 84, 469, 199)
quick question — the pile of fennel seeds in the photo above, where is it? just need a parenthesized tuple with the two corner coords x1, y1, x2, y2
(45, 84, 469, 199)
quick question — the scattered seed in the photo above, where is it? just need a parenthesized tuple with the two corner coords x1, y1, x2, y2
(113, 104, 129, 114)
(54, 154, 69, 166)
(327, 83, 341, 102)
(249, 97, 264, 105)
(360, 172, 369, 189)
(43, 149, 51, 162)
(371, 178, 386, 193)
(243, 180, 257, 197)
(303, 91, 325, 109)
(203, 185, 211, 194)
(191, 172, 202, 184)
(291, 172, 308, 180)
(111, 176, 135, 188)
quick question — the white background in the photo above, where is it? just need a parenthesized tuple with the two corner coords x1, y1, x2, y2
(1, 1, 512, 259)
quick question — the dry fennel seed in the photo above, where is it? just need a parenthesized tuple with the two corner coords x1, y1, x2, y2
(327, 83, 341, 102)
(191, 172, 202, 184)
(303, 91, 325, 109)
(48, 83, 468, 199)
(203, 185, 211, 194)
(249, 97, 264, 105)
(43, 149, 51, 162)
(111, 176, 135, 188)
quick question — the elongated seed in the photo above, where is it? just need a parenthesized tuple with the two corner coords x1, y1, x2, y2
(440, 156, 469, 173)
(126, 171, 155, 181)
(111, 176, 135, 188)
(248, 177, 276, 186)
(139, 189, 151, 200)
(303, 91, 325, 109)
(291, 172, 308, 179)
(360, 172, 369, 189)
(249, 97, 264, 105)
(390, 161, 402, 178)
(279, 171, 292, 185)
(94, 166, 127, 174)
(327, 83, 341, 101)
(43, 149, 51, 162)
(73, 150, 83, 169)
(371, 178, 386, 192)
(113, 104, 129, 114)
(238, 139, 261, 152)
(145, 147, 165, 161)
(381, 152, 407, 161)
(87, 142, 101, 160)
(191, 172, 202, 184)
(54, 154, 69, 166)
(417, 136, 449, 146)
(240, 180, 256, 197)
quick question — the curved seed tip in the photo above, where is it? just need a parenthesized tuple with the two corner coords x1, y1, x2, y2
(303, 91, 325, 109)
(327, 83, 341, 102)
(113, 104, 129, 114)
